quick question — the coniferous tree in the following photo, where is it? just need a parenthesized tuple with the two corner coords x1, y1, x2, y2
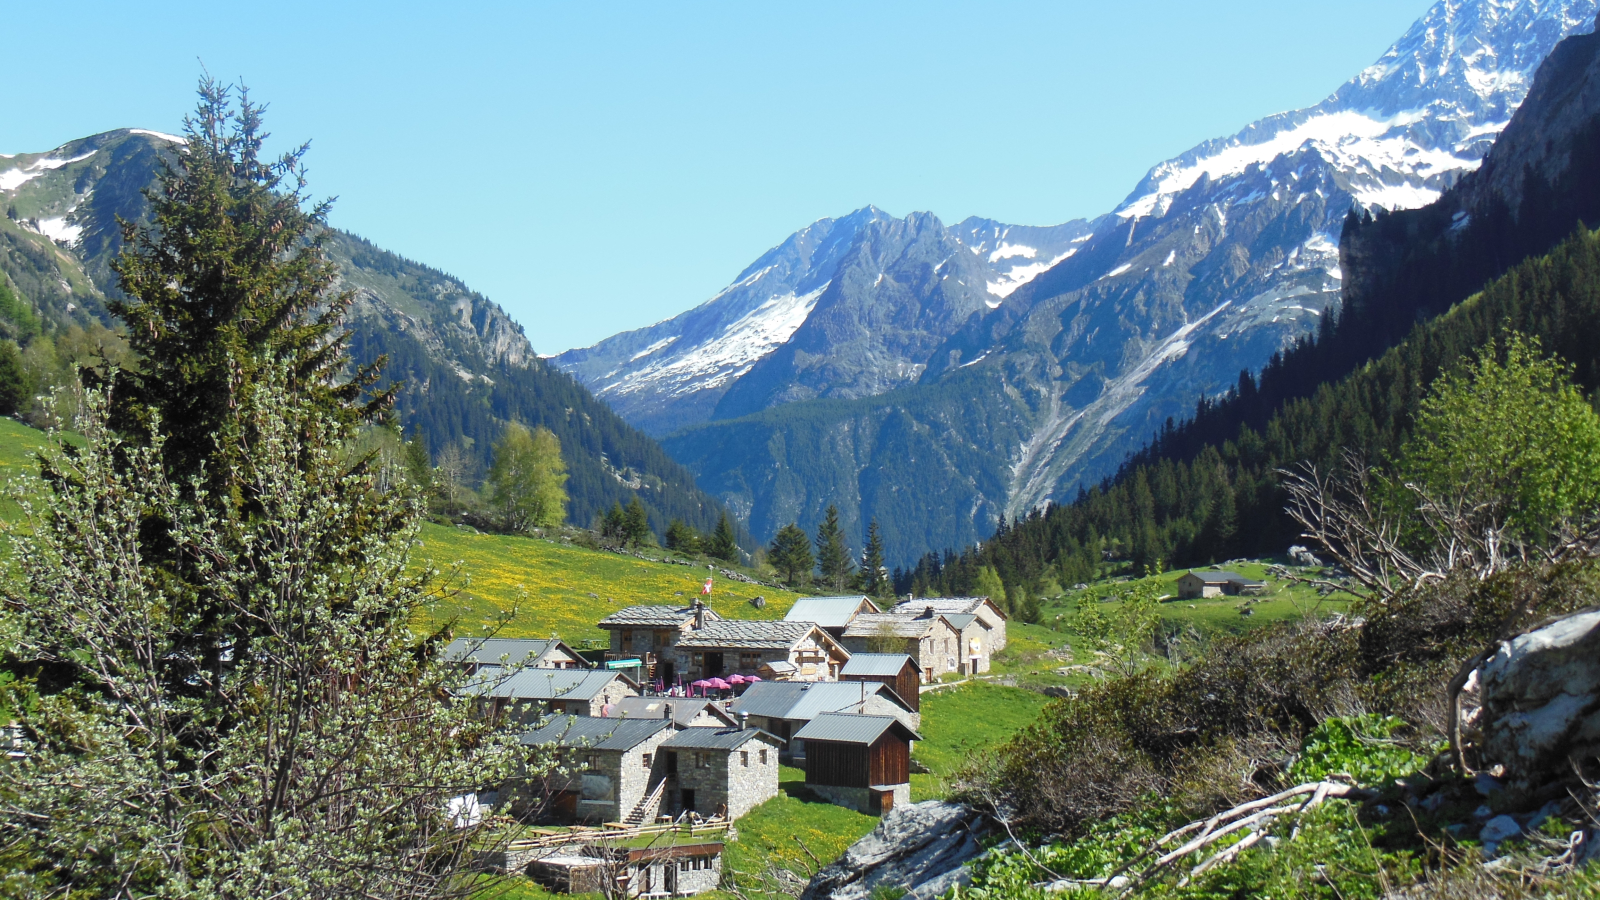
(769, 523, 815, 585)
(707, 512, 740, 563)
(600, 502, 627, 543)
(814, 504, 854, 592)
(665, 518, 701, 555)
(0, 339, 32, 416)
(860, 518, 888, 597)
(622, 496, 653, 547)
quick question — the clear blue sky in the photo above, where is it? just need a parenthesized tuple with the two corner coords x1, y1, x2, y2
(3, 1, 1434, 353)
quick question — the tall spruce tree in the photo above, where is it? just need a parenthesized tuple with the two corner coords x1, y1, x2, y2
(814, 504, 854, 592)
(3, 80, 530, 898)
(860, 518, 888, 597)
(622, 496, 653, 547)
(769, 523, 815, 585)
(707, 512, 739, 563)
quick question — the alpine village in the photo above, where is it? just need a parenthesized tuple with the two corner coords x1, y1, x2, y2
(5, 2, 1600, 898)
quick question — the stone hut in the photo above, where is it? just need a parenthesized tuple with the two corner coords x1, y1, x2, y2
(674, 620, 851, 683)
(783, 595, 881, 639)
(1176, 571, 1266, 599)
(794, 712, 921, 815)
(608, 696, 737, 728)
(517, 715, 674, 824)
(597, 602, 723, 685)
(659, 723, 783, 821)
(891, 596, 1009, 653)
(467, 669, 638, 722)
(444, 637, 589, 674)
(839, 653, 923, 713)
(731, 681, 919, 758)
(842, 611, 964, 680)
(526, 841, 725, 897)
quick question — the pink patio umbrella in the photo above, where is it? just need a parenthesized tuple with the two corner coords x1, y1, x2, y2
(705, 677, 732, 691)
(690, 679, 711, 697)
(727, 673, 748, 685)
(744, 675, 761, 682)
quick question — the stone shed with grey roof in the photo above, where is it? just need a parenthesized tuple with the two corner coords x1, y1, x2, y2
(674, 619, 850, 683)
(444, 637, 588, 674)
(467, 668, 637, 721)
(891, 596, 1008, 653)
(659, 725, 782, 820)
(517, 715, 675, 824)
(842, 611, 964, 680)
(730, 680, 918, 757)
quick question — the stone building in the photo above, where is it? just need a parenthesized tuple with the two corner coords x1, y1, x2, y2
(1176, 570, 1267, 599)
(518, 715, 674, 824)
(891, 596, 1009, 653)
(525, 841, 725, 897)
(597, 602, 722, 685)
(783, 595, 881, 639)
(659, 724, 783, 821)
(469, 669, 639, 722)
(841, 611, 964, 680)
(444, 637, 589, 674)
(608, 696, 737, 728)
(730, 681, 919, 757)
(675, 620, 851, 683)
(839, 653, 923, 712)
(793, 712, 920, 815)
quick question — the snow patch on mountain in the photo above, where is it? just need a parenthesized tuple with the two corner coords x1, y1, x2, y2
(601, 283, 828, 398)
(0, 150, 97, 193)
(31, 216, 83, 245)
(986, 249, 1077, 299)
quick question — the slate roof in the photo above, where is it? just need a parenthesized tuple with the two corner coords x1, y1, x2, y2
(676, 619, 827, 650)
(520, 715, 671, 752)
(610, 697, 736, 728)
(1183, 571, 1265, 586)
(660, 726, 782, 751)
(731, 681, 911, 721)
(466, 668, 630, 701)
(840, 653, 919, 677)
(597, 605, 722, 628)
(890, 597, 1006, 621)
(445, 637, 577, 668)
(842, 613, 949, 639)
(792, 712, 921, 745)
(784, 596, 878, 629)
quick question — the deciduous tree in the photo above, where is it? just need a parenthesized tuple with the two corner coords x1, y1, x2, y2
(487, 422, 569, 532)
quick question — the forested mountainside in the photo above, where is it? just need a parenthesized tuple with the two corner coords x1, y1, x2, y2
(898, 16, 1600, 599)
(652, 0, 1600, 567)
(0, 130, 734, 538)
(553, 207, 1090, 436)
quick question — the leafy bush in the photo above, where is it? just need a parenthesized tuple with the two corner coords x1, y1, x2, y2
(1287, 715, 1434, 786)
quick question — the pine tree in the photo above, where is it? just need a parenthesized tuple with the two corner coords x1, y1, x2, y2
(769, 523, 815, 585)
(860, 518, 888, 597)
(601, 502, 627, 543)
(708, 512, 740, 563)
(622, 496, 653, 547)
(0, 339, 31, 416)
(665, 518, 701, 555)
(814, 504, 854, 592)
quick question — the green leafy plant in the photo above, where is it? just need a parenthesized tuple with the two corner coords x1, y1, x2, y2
(1288, 714, 1433, 786)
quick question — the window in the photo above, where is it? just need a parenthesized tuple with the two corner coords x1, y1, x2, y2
(621, 630, 633, 652)
(643, 753, 653, 769)
(586, 753, 601, 770)
(740, 751, 749, 767)
(697, 752, 712, 769)
(759, 748, 767, 765)
(739, 651, 761, 670)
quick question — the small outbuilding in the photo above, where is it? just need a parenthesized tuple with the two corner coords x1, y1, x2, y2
(445, 637, 589, 674)
(783, 595, 881, 638)
(839, 653, 923, 713)
(1176, 571, 1267, 599)
(793, 712, 921, 815)
(730, 681, 919, 757)
(468, 668, 638, 722)
(842, 611, 963, 680)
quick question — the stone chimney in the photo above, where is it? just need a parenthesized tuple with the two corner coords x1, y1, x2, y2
(663, 702, 674, 721)
(739, 711, 749, 731)
(693, 599, 705, 630)
(920, 605, 936, 619)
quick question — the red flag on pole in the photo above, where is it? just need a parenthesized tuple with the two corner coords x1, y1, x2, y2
(701, 577, 713, 596)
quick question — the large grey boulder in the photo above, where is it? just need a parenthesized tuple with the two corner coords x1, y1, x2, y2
(799, 802, 994, 900)
(1478, 609, 1600, 789)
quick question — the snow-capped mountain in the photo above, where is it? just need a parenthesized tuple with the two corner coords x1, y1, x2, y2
(660, 0, 1600, 564)
(553, 208, 1089, 436)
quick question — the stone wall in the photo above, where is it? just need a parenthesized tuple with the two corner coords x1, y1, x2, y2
(575, 730, 673, 824)
(673, 739, 778, 821)
(583, 678, 639, 716)
(807, 782, 909, 815)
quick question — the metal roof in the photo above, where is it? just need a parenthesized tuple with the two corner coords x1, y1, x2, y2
(609, 697, 736, 728)
(784, 596, 878, 629)
(660, 726, 782, 751)
(597, 605, 722, 628)
(520, 715, 671, 752)
(731, 681, 911, 721)
(676, 619, 825, 650)
(792, 712, 921, 745)
(843, 613, 949, 639)
(466, 669, 628, 702)
(941, 614, 978, 633)
(840, 653, 919, 677)
(445, 637, 574, 667)
(1183, 571, 1265, 585)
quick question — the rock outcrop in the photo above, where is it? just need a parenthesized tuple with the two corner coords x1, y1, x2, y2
(799, 802, 994, 900)
(1477, 608, 1600, 790)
